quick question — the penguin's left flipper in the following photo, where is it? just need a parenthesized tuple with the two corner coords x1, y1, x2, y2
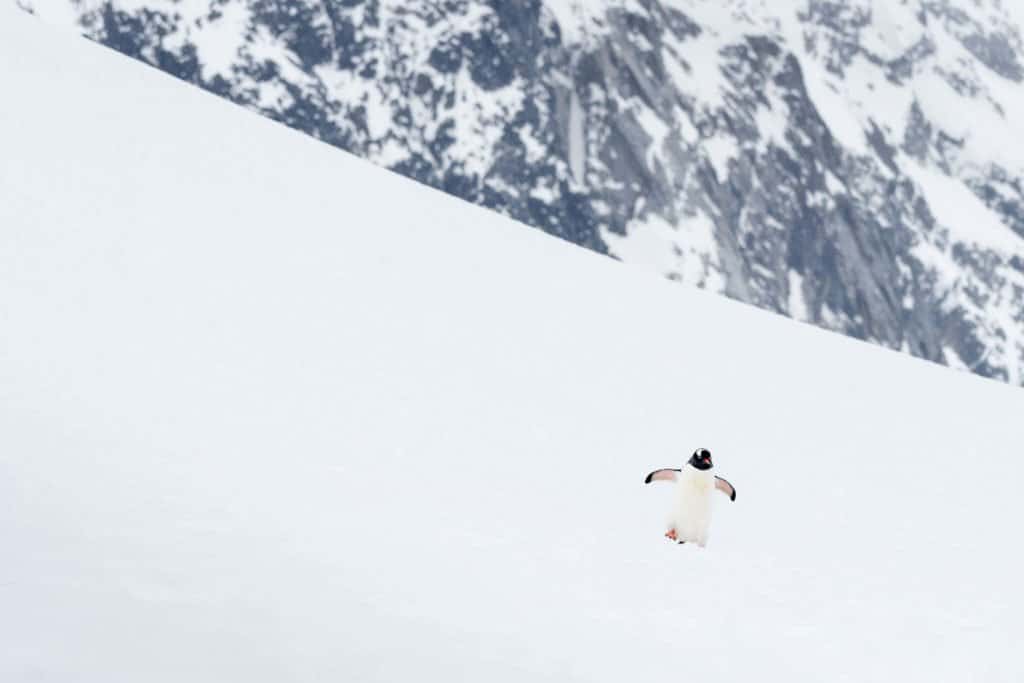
(644, 468, 681, 484)
(715, 476, 737, 501)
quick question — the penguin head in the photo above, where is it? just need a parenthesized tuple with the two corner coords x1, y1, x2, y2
(689, 448, 713, 471)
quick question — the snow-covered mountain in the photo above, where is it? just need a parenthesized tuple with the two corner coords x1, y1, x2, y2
(17, 0, 1024, 385)
(4, 5, 1024, 680)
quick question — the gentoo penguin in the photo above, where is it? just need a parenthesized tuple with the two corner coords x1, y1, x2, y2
(644, 448, 736, 547)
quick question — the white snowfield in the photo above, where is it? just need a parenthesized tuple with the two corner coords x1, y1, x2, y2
(2, 7, 1023, 682)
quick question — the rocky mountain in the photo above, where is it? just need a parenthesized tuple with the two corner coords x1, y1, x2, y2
(17, 0, 1024, 385)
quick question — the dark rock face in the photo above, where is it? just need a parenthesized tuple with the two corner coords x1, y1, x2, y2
(19, 0, 1024, 385)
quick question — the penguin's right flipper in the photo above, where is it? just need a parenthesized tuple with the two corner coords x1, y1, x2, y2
(644, 468, 681, 484)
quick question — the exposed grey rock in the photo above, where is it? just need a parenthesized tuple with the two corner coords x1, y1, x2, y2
(17, 0, 1024, 385)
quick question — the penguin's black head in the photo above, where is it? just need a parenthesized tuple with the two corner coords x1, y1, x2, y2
(689, 448, 713, 471)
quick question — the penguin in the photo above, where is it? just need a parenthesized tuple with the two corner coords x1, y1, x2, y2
(644, 448, 736, 547)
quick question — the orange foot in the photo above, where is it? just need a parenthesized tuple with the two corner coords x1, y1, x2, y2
(664, 528, 678, 541)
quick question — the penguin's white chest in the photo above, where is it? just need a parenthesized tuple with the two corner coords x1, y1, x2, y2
(668, 468, 715, 546)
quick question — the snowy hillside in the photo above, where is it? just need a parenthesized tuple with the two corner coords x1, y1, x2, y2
(15, 0, 1024, 387)
(3, 6, 1024, 682)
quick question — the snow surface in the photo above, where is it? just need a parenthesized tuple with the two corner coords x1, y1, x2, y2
(904, 159, 1024, 252)
(3, 6, 1024, 681)
(604, 211, 724, 291)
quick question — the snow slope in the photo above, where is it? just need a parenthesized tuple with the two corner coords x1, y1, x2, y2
(17, 0, 1024, 386)
(2, 6, 1023, 681)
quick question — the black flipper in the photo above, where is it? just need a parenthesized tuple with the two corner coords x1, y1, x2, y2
(644, 468, 681, 484)
(715, 476, 737, 501)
